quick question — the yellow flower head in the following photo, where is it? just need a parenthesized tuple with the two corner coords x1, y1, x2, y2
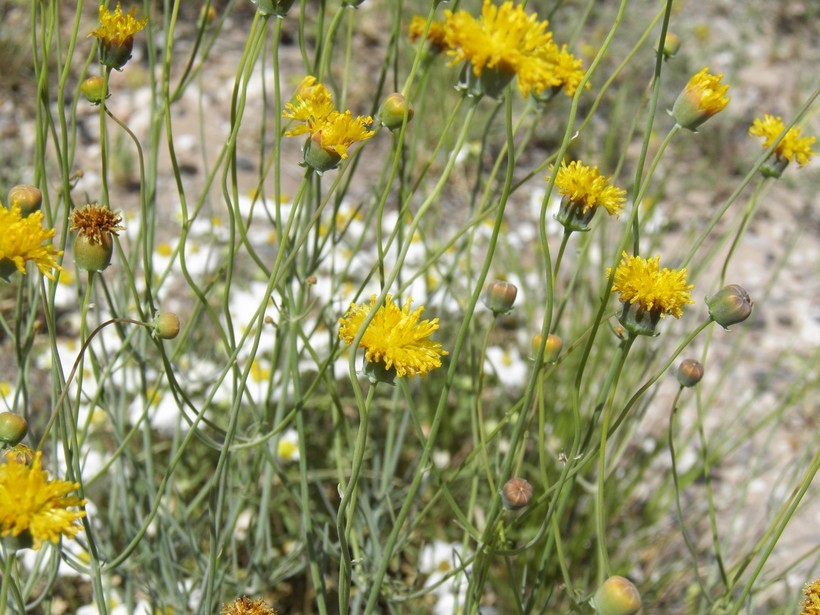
(221, 596, 277, 615)
(749, 114, 816, 167)
(549, 160, 626, 215)
(409, 15, 448, 53)
(315, 110, 376, 159)
(339, 295, 448, 377)
(0, 451, 86, 550)
(540, 43, 587, 97)
(609, 252, 694, 319)
(283, 76, 336, 137)
(444, 0, 554, 97)
(283, 77, 374, 170)
(801, 578, 820, 615)
(0, 202, 62, 281)
(672, 67, 729, 130)
(70, 204, 125, 245)
(89, 2, 147, 48)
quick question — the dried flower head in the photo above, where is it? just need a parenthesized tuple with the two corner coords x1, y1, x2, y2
(749, 114, 816, 168)
(610, 252, 694, 320)
(221, 596, 277, 615)
(339, 295, 448, 378)
(70, 204, 124, 245)
(444, 0, 554, 97)
(0, 202, 62, 281)
(0, 451, 86, 550)
(671, 67, 730, 130)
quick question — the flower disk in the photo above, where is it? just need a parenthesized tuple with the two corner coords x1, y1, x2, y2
(0, 451, 86, 550)
(549, 161, 626, 215)
(0, 203, 62, 280)
(339, 295, 448, 377)
(749, 114, 816, 167)
(89, 2, 147, 47)
(609, 252, 694, 319)
(221, 596, 277, 615)
(443, 0, 554, 97)
(70, 204, 125, 245)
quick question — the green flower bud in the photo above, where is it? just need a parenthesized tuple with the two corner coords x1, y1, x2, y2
(0, 412, 28, 446)
(706, 284, 752, 329)
(252, 0, 295, 17)
(677, 358, 704, 387)
(482, 280, 518, 315)
(73, 233, 114, 272)
(302, 131, 343, 174)
(501, 477, 533, 510)
(661, 33, 681, 60)
(593, 576, 642, 615)
(80, 76, 109, 105)
(532, 333, 563, 363)
(154, 312, 180, 340)
(8, 185, 43, 216)
(379, 93, 414, 131)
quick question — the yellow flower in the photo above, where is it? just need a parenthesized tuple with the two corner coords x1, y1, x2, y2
(0, 451, 86, 550)
(749, 114, 816, 167)
(540, 43, 587, 97)
(671, 67, 729, 130)
(609, 252, 694, 319)
(801, 577, 820, 615)
(339, 295, 448, 378)
(0, 203, 62, 281)
(283, 77, 374, 171)
(221, 596, 277, 615)
(89, 2, 147, 47)
(550, 161, 626, 216)
(282, 76, 336, 137)
(409, 15, 448, 53)
(444, 0, 554, 97)
(88, 3, 147, 70)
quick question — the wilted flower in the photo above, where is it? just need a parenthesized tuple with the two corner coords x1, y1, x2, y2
(70, 204, 125, 272)
(221, 595, 277, 615)
(339, 295, 447, 378)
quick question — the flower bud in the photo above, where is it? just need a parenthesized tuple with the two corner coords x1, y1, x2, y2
(706, 284, 752, 329)
(501, 477, 533, 510)
(0, 412, 28, 446)
(80, 76, 109, 104)
(199, 5, 217, 27)
(2, 444, 35, 466)
(593, 576, 642, 615)
(671, 67, 729, 131)
(154, 312, 180, 340)
(482, 280, 518, 315)
(532, 333, 563, 363)
(379, 93, 414, 131)
(74, 233, 114, 272)
(661, 33, 680, 60)
(252, 0, 295, 17)
(8, 185, 43, 216)
(302, 131, 343, 174)
(676, 358, 704, 387)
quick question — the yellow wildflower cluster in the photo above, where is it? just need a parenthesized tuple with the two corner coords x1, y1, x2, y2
(410, 1, 586, 98)
(749, 114, 816, 167)
(0, 202, 62, 281)
(283, 76, 375, 166)
(550, 161, 626, 216)
(610, 252, 694, 319)
(339, 295, 448, 378)
(0, 451, 86, 550)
